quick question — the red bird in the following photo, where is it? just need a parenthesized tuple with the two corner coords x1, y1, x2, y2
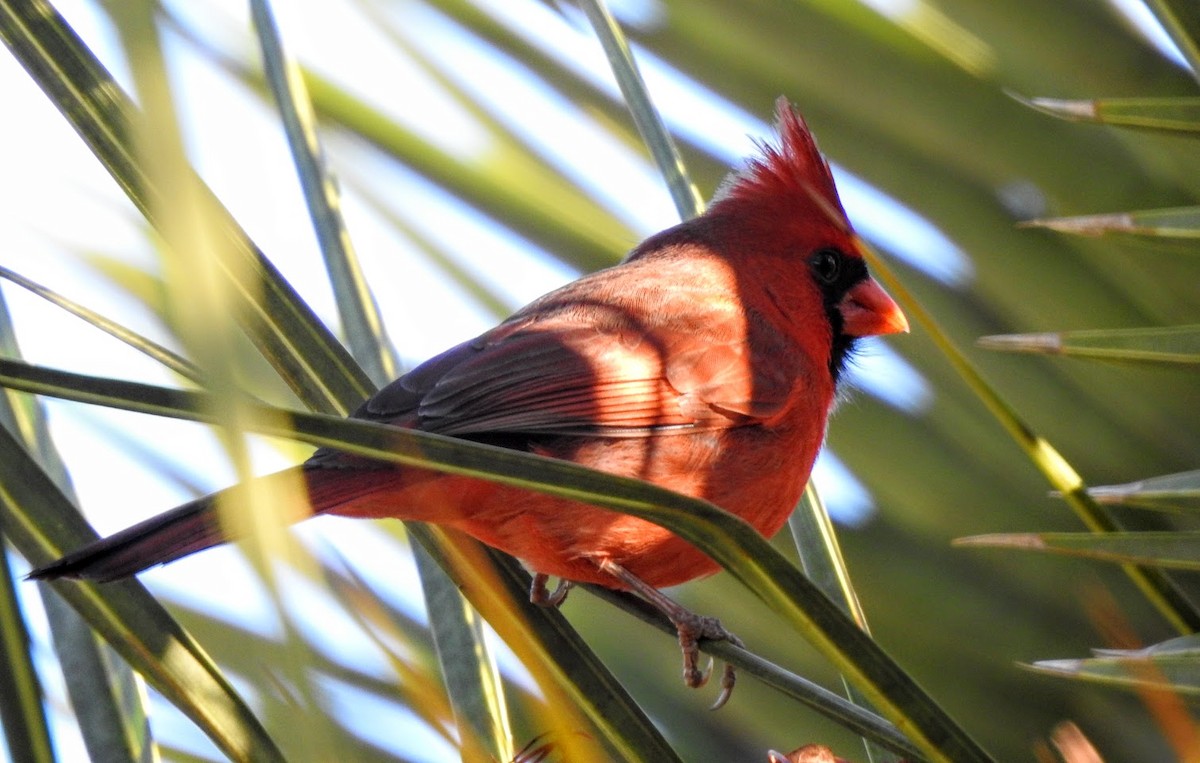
(32, 98, 907, 703)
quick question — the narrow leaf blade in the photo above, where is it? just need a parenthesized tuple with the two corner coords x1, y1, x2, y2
(978, 325, 1200, 365)
(1085, 470, 1200, 512)
(1020, 95, 1200, 133)
(955, 531, 1200, 570)
(1021, 206, 1200, 239)
(1029, 633, 1200, 695)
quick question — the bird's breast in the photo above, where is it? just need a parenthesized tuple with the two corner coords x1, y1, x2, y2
(323, 405, 830, 591)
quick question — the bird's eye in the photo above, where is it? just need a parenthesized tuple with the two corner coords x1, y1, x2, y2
(810, 248, 842, 285)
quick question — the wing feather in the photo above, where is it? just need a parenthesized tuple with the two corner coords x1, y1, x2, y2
(325, 250, 810, 445)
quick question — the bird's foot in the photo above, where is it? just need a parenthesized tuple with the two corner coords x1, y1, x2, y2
(529, 572, 574, 608)
(672, 609, 743, 709)
(596, 558, 742, 709)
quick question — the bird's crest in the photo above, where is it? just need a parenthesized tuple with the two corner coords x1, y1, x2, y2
(712, 97, 850, 232)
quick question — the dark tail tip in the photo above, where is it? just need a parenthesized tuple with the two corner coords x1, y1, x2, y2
(27, 497, 224, 583)
(26, 545, 147, 582)
(26, 559, 111, 582)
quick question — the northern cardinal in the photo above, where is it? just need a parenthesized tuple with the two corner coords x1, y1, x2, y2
(31, 98, 906, 704)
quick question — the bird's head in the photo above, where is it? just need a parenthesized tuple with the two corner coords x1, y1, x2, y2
(709, 98, 908, 373)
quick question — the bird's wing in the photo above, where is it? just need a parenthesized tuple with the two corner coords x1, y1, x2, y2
(352, 291, 805, 439)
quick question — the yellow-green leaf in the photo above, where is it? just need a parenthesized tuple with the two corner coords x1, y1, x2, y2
(955, 530, 1200, 570)
(1021, 206, 1200, 238)
(1020, 96, 1200, 133)
(1029, 633, 1200, 695)
(1085, 469, 1200, 512)
(978, 325, 1200, 364)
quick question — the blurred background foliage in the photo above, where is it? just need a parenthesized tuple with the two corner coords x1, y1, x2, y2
(2, 0, 1200, 761)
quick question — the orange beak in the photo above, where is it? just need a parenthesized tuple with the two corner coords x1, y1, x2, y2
(838, 277, 909, 337)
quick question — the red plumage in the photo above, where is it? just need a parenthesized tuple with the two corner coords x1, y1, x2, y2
(30, 98, 907, 700)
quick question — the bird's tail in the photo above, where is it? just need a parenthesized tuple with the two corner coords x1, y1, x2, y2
(28, 491, 226, 582)
(26, 466, 383, 582)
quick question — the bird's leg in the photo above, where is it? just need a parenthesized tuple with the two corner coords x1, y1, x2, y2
(596, 558, 743, 709)
(529, 572, 574, 608)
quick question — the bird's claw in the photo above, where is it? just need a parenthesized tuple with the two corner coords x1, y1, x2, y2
(710, 663, 736, 710)
(671, 611, 743, 709)
(683, 654, 735, 709)
(529, 573, 574, 608)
